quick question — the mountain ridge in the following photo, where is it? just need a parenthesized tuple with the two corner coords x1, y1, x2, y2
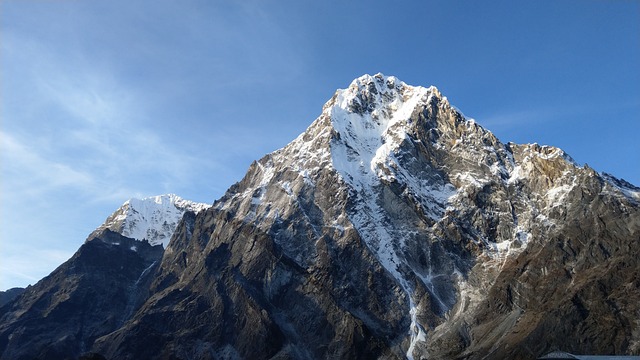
(1, 74, 638, 359)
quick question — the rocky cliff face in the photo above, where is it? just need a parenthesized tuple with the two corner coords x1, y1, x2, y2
(1, 74, 639, 360)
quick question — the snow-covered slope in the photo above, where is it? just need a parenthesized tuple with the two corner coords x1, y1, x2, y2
(92, 194, 210, 247)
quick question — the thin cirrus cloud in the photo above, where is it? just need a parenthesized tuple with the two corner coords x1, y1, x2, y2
(1, 0, 304, 214)
(1, 131, 94, 196)
(0, 246, 72, 287)
(3, 30, 208, 196)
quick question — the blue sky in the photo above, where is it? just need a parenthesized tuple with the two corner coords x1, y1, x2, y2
(1, 0, 638, 290)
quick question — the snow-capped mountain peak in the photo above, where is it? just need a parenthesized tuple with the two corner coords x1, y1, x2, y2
(5, 74, 640, 360)
(214, 74, 640, 359)
(329, 74, 439, 183)
(91, 194, 210, 247)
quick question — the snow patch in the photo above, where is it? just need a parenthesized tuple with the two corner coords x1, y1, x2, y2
(327, 74, 455, 358)
(508, 165, 522, 184)
(546, 183, 574, 206)
(281, 182, 293, 196)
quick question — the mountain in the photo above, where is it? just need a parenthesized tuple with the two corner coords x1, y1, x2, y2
(90, 194, 211, 247)
(0, 195, 209, 360)
(93, 74, 640, 359)
(2, 74, 639, 360)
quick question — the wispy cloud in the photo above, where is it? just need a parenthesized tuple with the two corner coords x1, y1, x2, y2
(1, 30, 214, 200)
(36, 71, 133, 128)
(0, 244, 74, 287)
(1, 131, 94, 195)
(477, 109, 547, 129)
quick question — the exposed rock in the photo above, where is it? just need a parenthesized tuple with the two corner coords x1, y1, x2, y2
(0, 230, 163, 360)
(0, 288, 25, 309)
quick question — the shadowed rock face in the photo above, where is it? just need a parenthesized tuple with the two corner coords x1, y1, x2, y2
(425, 167, 640, 359)
(0, 289, 25, 309)
(0, 230, 163, 360)
(2, 74, 639, 360)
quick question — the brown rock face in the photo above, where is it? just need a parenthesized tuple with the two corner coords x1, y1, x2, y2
(2, 74, 638, 360)
(426, 167, 640, 359)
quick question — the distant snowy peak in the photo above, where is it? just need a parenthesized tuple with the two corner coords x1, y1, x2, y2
(92, 194, 211, 247)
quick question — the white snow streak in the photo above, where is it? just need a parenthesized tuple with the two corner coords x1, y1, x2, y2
(328, 74, 448, 359)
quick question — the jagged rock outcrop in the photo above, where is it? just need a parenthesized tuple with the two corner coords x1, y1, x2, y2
(2, 74, 639, 360)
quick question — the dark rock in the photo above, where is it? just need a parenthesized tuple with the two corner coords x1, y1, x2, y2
(0, 288, 25, 309)
(0, 230, 163, 360)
